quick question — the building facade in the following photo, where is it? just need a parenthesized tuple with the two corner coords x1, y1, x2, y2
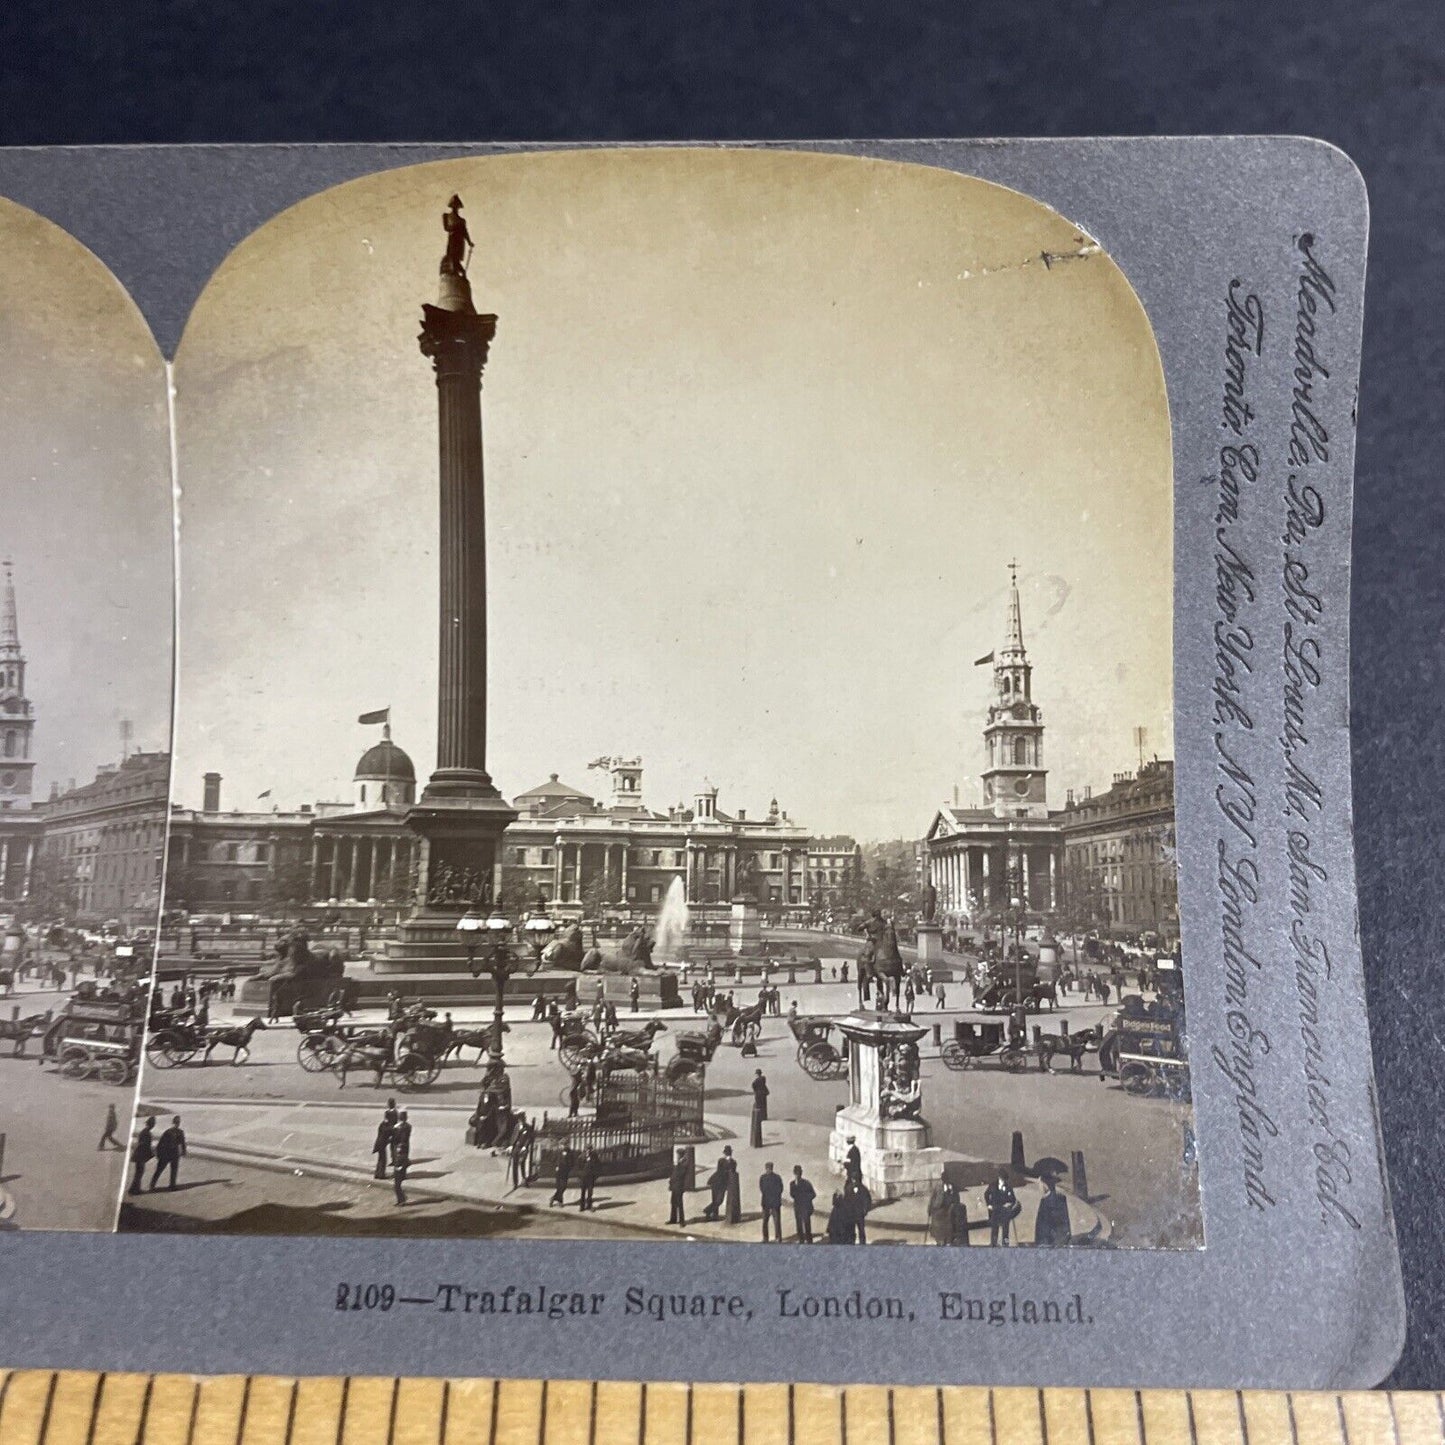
(168, 749, 847, 922)
(1057, 759, 1178, 938)
(39, 751, 170, 924)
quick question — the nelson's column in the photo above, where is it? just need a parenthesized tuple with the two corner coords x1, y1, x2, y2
(384, 196, 518, 972)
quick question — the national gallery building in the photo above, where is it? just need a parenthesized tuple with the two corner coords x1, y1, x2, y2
(165, 744, 859, 923)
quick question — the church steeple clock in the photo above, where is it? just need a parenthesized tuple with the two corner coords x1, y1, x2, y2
(0, 562, 37, 812)
(981, 561, 1048, 819)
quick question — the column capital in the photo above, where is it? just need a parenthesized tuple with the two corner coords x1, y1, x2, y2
(418, 306, 497, 378)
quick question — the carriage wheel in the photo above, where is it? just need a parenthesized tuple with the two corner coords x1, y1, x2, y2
(559, 1040, 586, 1073)
(800, 1042, 835, 1080)
(145, 1032, 192, 1069)
(59, 1045, 90, 1079)
(1002, 1048, 1028, 1074)
(666, 1057, 700, 1085)
(96, 1056, 130, 1086)
(395, 1052, 441, 1091)
(939, 1040, 968, 1071)
(297, 1036, 332, 1072)
(1122, 1063, 1154, 1095)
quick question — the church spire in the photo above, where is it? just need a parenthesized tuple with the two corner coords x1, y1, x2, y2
(0, 560, 18, 657)
(1003, 558, 1025, 656)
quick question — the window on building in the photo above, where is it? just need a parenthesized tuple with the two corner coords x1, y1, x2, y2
(539, 848, 553, 866)
(650, 884, 662, 903)
(1014, 737, 1028, 765)
(359, 784, 366, 803)
(2, 733, 13, 758)
(769, 853, 780, 869)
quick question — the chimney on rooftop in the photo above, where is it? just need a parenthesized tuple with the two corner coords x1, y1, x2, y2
(203, 772, 222, 813)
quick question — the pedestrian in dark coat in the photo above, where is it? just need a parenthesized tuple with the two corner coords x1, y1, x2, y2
(853, 1180, 873, 1244)
(128, 1116, 155, 1195)
(723, 1151, 742, 1225)
(826, 1187, 856, 1244)
(508, 1118, 531, 1190)
(1033, 1176, 1072, 1247)
(985, 1170, 1021, 1246)
(928, 1184, 956, 1245)
(702, 1147, 732, 1220)
(373, 1098, 398, 1177)
(844, 1136, 862, 1186)
(629, 979, 640, 1013)
(531, 995, 545, 1021)
(789, 1166, 816, 1242)
(550, 1147, 575, 1206)
(391, 1111, 412, 1206)
(751, 1069, 769, 1121)
(577, 1149, 600, 1211)
(98, 1103, 122, 1151)
(759, 1163, 784, 1241)
(150, 1115, 187, 1191)
(668, 1154, 689, 1225)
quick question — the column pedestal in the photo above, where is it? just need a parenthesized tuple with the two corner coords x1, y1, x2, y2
(728, 894, 762, 955)
(915, 922, 944, 965)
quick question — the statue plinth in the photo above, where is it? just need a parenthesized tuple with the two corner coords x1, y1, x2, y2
(915, 921, 944, 965)
(827, 1011, 944, 1200)
(728, 893, 762, 955)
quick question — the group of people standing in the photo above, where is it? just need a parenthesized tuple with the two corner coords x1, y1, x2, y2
(370, 1098, 413, 1204)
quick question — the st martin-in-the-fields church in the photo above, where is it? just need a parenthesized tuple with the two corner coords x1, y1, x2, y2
(924, 563, 1064, 919)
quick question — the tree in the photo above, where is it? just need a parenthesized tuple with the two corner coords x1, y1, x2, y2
(580, 870, 622, 921)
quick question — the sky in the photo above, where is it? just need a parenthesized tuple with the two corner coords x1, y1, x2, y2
(0, 199, 172, 797)
(172, 148, 1173, 840)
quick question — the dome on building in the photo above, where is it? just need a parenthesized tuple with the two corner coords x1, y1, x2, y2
(354, 738, 416, 783)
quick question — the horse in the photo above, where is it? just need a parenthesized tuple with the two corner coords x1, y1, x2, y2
(1035, 1024, 1102, 1073)
(445, 1021, 509, 1063)
(609, 1019, 667, 1052)
(334, 1035, 394, 1089)
(201, 1016, 268, 1065)
(0, 1012, 48, 1057)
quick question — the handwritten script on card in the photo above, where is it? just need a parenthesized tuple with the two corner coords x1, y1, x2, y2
(1206, 233, 1359, 1230)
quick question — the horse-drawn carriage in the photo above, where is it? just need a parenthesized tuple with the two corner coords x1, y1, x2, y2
(560, 1019, 668, 1090)
(709, 995, 764, 1046)
(1099, 987, 1190, 1099)
(665, 1021, 724, 1083)
(973, 974, 1057, 1014)
(40, 993, 144, 1085)
(292, 1006, 451, 1090)
(940, 1019, 1029, 1073)
(787, 1016, 848, 1080)
(145, 1010, 267, 1068)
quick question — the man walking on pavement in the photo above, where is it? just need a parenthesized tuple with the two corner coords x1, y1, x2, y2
(98, 1102, 122, 1151)
(550, 1146, 575, 1207)
(789, 1165, 816, 1242)
(150, 1115, 187, 1191)
(373, 1098, 398, 1179)
(668, 1151, 689, 1225)
(577, 1148, 600, 1211)
(128, 1116, 155, 1195)
(391, 1110, 412, 1205)
(759, 1162, 784, 1242)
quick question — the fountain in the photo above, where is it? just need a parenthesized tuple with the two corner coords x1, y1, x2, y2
(654, 876, 690, 961)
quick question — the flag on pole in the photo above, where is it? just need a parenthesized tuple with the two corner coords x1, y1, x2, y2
(586, 756, 611, 771)
(358, 707, 390, 726)
(257, 789, 271, 800)
(973, 651, 995, 667)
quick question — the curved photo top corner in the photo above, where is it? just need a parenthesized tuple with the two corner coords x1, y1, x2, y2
(0, 194, 173, 1232)
(127, 147, 1195, 1251)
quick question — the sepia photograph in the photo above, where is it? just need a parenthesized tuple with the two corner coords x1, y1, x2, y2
(0, 197, 173, 1230)
(120, 148, 1197, 1250)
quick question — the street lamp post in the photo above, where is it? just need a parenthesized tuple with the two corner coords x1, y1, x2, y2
(457, 909, 536, 1088)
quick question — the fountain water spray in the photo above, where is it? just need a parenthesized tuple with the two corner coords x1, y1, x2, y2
(654, 876, 690, 961)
